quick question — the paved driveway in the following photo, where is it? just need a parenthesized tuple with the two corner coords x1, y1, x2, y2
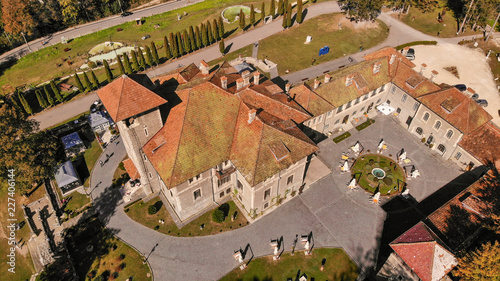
(90, 115, 471, 280)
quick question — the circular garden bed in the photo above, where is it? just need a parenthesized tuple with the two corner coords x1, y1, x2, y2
(351, 154, 406, 195)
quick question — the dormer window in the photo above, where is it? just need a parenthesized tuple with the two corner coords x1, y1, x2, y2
(346, 75, 354, 87)
(373, 62, 381, 74)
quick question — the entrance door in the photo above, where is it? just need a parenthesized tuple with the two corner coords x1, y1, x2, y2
(406, 116, 413, 126)
(426, 135, 434, 145)
(342, 115, 350, 124)
(367, 102, 374, 113)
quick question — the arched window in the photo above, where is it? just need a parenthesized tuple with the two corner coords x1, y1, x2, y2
(423, 112, 430, 122)
(434, 121, 441, 130)
(446, 130, 453, 139)
(416, 127, 423, 135)
(437, 144, 446, 154)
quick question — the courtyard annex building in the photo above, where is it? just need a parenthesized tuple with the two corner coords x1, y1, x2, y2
(97, 47, 500, 224)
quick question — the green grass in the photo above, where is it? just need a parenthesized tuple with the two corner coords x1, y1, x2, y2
(395, 40, 437, 50)
(220, 248, 358, 281)
(333, 132, 351, 143)
(0, 182, 36, 281)
(63, 191, 91, 214)
(83, 139, 103, 188)
(355, 118, 375, 131)
(258, 13, 388, 75)
(223, 6, 253, 22)
(398, 6, 481, 38)
(126, 198, 248, 236)
(351, 154, 406, 195)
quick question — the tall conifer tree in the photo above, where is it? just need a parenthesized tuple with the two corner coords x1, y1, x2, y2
(90, 70, 99, 89)
(188, 26, 197, 51)
(151, 42, 160, 64)
(44, 85, 54, 106)
(130, 51, 139, 71)
(82, 71, 91, 90)
(36, 90, 48, 109)
(270, 0, 276, 18)
(176, 32, 185, 55)
(145, 45, 153, 66)
(195, 25, 202, 49)
(50, 80, 63, 103)
(250, 4, 255, 26)
(201, 24, 208, 46)
(18, 92, 32, 115)
(123, 54, 133, 74)
(169, 33, 178, 58)
(218, 16, 225, 38)
(164, 36, 172, 59)
(182, 30, 191, 53)
(239, 9, 246, 30)
(116, 55, 125, 75)
(207, 21, 214, 43)
(212, 19, 220, 41)
(296, 0, 303, 23)
(74, 72, 84, 90)
(137, 49, 146, 69)
(261, 2, 266, 23)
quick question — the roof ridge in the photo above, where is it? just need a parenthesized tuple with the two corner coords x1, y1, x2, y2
(249, 117, 265, 185)
(117, 76, 126, 120)
(247, 87, 311, 118)
(266, 118, 316, 147)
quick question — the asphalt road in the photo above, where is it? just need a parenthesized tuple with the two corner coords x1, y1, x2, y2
(0, 0, 204, 64)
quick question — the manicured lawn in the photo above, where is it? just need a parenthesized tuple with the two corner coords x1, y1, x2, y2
(63, 191, 91, 214)
(220, 248, 358, 281)
(397, 5, 481, 38)
(351, 154, 406, 195)
(65, 217, 151, 281)
(126, 198, 248, 236)
(0, 183, 36, 281)
(258, 13, 388, 75)
(83, 139, 103, 187)
(333, 132, 351, 143)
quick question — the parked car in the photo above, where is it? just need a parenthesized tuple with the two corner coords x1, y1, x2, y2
(141, 35, 150, 40)
(471, 93, 479, 100)
(405, 48, 415, 60)
(475, 99, 488, 107)
(453, 84, 467, 92)
(121, 11, 133, 17)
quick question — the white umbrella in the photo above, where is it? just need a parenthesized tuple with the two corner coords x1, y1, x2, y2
(348, 178, 356, 189)
(372, 192, 380, 203)
(353, 142, 360, 152)
(378, 140, 385, 150)
(400, 151, 407, 160)
(342, 161, 349, 172)
(411, 169, 420, 178)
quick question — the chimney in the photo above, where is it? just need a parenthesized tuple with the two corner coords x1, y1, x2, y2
(313, 79, 320, 89)
(465, 87, 475, 97)
(345, 75, 354, 87)
(236, 78, 244, 90)
(390, 54, 396, 64)
(253, 72, 260, 85)
(200, 60, 209, 75)
(420, 63, 427, 75)
(248, 109, 257, 124)
(221, 76, 228, 90)
(430, 70, 438, 82)
(324, 74, 331, 84)
(242, 70, 250, 86)
(373, 62, 381, 74)
(285, 83, 290, 92)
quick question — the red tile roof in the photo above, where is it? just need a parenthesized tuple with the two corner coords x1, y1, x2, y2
(391, 61, 441, 98)
(122, 159, 140, 180)
(289, 84, 334, 117)
(417, 87, 492, 134)
(97, 74, 167, 122)
(459, 122, 500, 164)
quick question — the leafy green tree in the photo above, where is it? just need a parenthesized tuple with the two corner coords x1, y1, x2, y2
(148, 205, 158, 215)
(36, 90, 48, 109)
(90, 70, 99, 89)
(218, 16, 225, 38)
(219, 38, 225, 55)
(164, 36, 172, 59)
(150, 42, 160, 64)
(337, 0, 383, 21)
(182, 30, 191, 53)
(116, 54, 125, 75)
(454, 241, 500, 280)
(250, 4, 256, 26)
(212, 209, 225, 223)
(73, 72, 84, 91)
(212, 19, 220, 41)
(82, 71, 91, 90)
(188, 26, 197, 51)
(195, 25, 202, 49)
(176, 32, 185, 55)
(123, 54, 133, 74)
(207, 20, 214, 44)
(201, 23, 208, 46)
(18, 92, 32, 115)
(277, 0, 284, 15)
(270, 0, 276, 18)
(261, 2, 266, 23)
(169, 32, 179, 58)
(297, 0, 303, 23)
(145, 45, 154, 66)
(50, 80, 63, 103)
(43, 85, 54, 106)
(239, 9, 246, 30)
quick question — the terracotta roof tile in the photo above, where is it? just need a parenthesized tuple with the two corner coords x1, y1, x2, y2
(97, 74, 167, 122)
(392, 62, 441, 98)
(289, 84, 334, 117)
(459, 122, 500, 164)
(122, 159, 140, 180)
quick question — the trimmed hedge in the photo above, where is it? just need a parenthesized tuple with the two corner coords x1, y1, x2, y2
(333, 132, 351, 144)
(395, 41, 437, 50)
(355, 119, 375, 131)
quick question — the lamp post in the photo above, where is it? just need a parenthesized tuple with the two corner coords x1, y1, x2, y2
(20, 32, 32, 52)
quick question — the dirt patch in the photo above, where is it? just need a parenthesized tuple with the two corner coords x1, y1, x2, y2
(318, 14, 380, 32)
(444, 66, 460, 79)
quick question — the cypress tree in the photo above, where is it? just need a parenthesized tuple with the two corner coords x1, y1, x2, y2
(164, 36, 172, 59)
(137, 48, 146, 69)
(212, 19, 219, 41)
(250, 4, 255, 26)
(9, 95, 21, 111)
(218, 16, 225, 38)
(116, 55, 125, 75)
(286, 3, 292, 27)
(36, 90, 48, 109)
(82, 71, 91, 90)
(277, 0, 283, 15)
(219, 38, 225, 55)
(261, 2, 266, 23)
(44, 85, 54, 106)
(188, 26, 197, 51)
(201, 24, 208, 47)
(176, 32, 185, 55)
(145, 45, 153, 66)
(50, 80, 63, 103)
(131, 51, 139, 71)
(18, 92, 32, 115)
(182, 30, 191, 53)
(282, 7, 287, 28)
(195, 25, 202, 49)
(169, 33, 178, 58)
(297, 0, 303, 23)
(239, 9, 246, 30)
(90, 70, 99, 89)
(123, 54, 133, 74)
(207, 21, 214, 44)
(103, 60, 114, 82)
(74, 72, 84, 91)
(270, 0, 276, 18)
(151, 42, 160, 64)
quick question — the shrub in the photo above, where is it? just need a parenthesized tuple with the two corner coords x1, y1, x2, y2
(148, 205, 158, 215)
(87, 61, 97, 68)
(333, 132, 351, 143)
(395, 41, 437, 50)
(154, 225, 160, 230)
(212, 209, 225, 223)
(383, 177, 393, 185)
